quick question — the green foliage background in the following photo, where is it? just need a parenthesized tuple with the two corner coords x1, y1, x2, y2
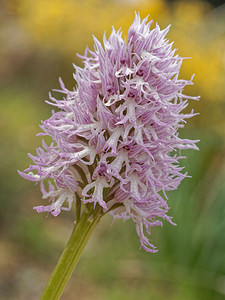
(0, 0, 224, 299)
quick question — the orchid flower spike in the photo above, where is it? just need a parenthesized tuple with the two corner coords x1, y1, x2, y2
(19, 13, 199, 252)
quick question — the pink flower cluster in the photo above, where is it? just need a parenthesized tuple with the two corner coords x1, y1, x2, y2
(19, 14, 199, 252)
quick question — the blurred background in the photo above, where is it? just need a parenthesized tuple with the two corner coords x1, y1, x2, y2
(0, 0, 225, 299)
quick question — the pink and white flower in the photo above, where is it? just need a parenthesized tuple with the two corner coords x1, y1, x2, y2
(19, 13, 199, 252)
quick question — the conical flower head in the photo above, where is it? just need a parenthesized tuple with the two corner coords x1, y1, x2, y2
(19, 13, 199, 252)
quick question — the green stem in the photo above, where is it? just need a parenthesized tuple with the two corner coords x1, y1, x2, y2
(40, 209, 102, 300)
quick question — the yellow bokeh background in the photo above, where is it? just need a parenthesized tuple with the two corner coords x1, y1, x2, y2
(0, 1, 224, 299)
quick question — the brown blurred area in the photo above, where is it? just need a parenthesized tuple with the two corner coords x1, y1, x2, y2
(0, 1, 225, 299)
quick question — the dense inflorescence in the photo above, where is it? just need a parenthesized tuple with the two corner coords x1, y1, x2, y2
(19, 14, 199, 252)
